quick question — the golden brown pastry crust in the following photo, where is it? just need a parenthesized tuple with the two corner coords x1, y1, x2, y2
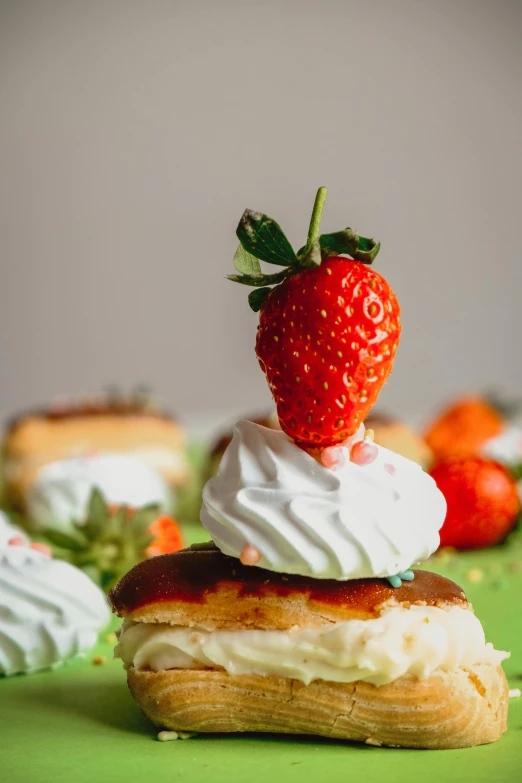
(126, 663, 508, 749)
(2, 404, 188, 507)
(109, 549, 469, 630)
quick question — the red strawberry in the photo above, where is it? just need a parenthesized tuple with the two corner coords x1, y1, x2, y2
(229, 188, 401, 449)
(256, 258, 400, 448)
(430, 457, 520, 550)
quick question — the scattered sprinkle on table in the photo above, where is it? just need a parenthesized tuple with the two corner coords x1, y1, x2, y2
(91, 655, 107, 666)
(158, 731, 197, 741)
(467, 568, 483, 583)
(509, 689, 521, 699)
(105, 633, 117, 645)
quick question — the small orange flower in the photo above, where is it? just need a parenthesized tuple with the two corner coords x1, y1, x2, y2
(146, 516, 184, 558)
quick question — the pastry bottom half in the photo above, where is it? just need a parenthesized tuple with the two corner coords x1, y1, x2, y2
(127, 662, 508, 749)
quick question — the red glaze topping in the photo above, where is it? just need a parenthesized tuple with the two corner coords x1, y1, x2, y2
(109, 547, 467, 615)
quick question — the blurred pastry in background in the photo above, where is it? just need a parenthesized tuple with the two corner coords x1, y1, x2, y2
(365, 412, 432, 469)
(207, 410, 280, 477)
(0, 535, 109, 676)
(26, 453, 171, 529)
(425, 396, 522, 473)
(1, 392, 189, 510)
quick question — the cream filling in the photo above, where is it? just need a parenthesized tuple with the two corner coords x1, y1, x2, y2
(115, 605, 508, 687)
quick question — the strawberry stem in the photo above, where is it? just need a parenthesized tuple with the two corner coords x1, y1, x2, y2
(305, 187, 327, 253)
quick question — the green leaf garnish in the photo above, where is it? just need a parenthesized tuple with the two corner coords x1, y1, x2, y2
(226, 268, 290, 287)
(233, 244, 261, 275)
(510, 463, 522, 482)
(229, 189, 381, 310)
(83, 488, 108, 540)
(44, 528, 87, 552)
(317, 229, 380, 264)
(237, 210, 298, 267)
(248, 287, 272, 312)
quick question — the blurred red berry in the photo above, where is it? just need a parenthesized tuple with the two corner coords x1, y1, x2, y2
(430, 457, 520, 550)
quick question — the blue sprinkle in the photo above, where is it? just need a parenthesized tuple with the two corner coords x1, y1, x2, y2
(397, 570, 415, 582)
(386, 574, 402, 588)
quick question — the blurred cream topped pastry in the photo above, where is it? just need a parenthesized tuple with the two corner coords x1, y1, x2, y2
(0, 538, 109, 675)
(202, 420, 445, 580)
(26, 453, 171, 528)
(2, 395, 189, 510)
(365, 412, 432, 468)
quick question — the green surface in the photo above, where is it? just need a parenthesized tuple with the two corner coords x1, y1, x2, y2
(3, 521, 522, 783)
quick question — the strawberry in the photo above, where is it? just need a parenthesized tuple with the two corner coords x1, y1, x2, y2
(425, 397, 503, 463)
(228, 188, 401, 449)
(430, 457, 520, 550)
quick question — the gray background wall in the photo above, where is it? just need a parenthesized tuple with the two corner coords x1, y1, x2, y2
(1, 0, 521, 437)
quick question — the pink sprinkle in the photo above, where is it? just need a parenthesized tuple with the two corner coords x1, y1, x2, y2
(350, 440, 378, 466)
(8, 536, 25, 546)
(321, 446, 347, 470)
(384, 463, 397, 475)
(240, 545, 262, 566)
(30, 542, 52, 557)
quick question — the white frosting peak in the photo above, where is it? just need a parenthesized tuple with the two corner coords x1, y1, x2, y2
(27, 453, 171, 528)
(201, 421, 446, 580)
(0, 545, 109, 675)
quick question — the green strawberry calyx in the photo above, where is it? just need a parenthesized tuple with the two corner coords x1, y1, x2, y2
(42, 488, 161, 591)
(227, 187, 381, 311)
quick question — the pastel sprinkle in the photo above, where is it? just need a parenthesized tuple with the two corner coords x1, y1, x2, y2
(8, 537, 25, 546)
(350, 440, 378, 466)
(321, 446, 347, 470)
(384, 463, 397, 475)
(91, 655, 107, 666)
(30, 542, 52, 557)
(467, 568, 483, 583)
(105, 633, 118, 645)
(509, 689, 521, 699)
(240, 545, 262, 566)
(397, 570, 415, 581)
(386, 575, 402, 588)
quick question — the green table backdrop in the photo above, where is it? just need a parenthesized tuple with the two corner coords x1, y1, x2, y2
(3, 519, 522, 782)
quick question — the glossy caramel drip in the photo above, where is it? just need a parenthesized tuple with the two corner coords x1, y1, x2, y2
(109, 548, 467, 615)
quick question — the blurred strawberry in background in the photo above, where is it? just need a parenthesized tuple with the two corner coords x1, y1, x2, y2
(430, 457, 521, 550)
(425, 395, 522, 481)
(425, 397, 504, 462)
(145, 515, 184, 558)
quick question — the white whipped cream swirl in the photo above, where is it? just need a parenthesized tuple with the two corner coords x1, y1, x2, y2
(201, 421, 446, 580)
(0, 545, 110, 676)
(27, 453, 171, 528)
